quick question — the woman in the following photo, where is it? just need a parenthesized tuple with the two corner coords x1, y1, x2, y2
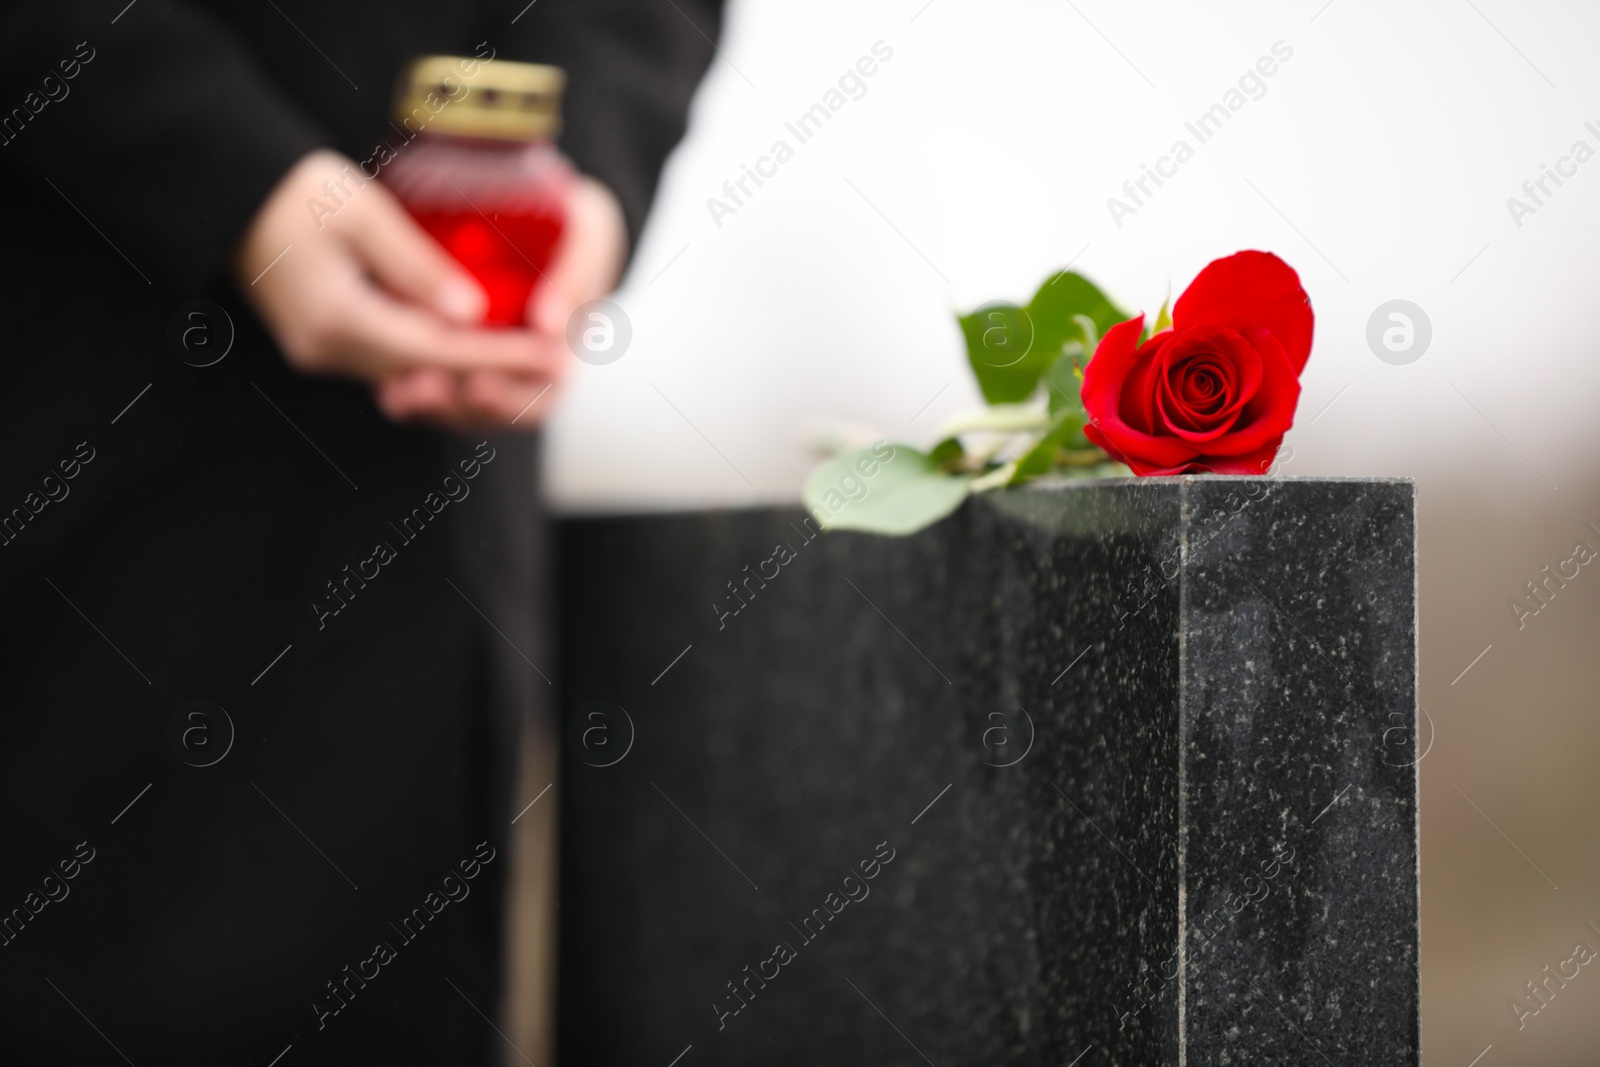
(0, 2, 718, 1062)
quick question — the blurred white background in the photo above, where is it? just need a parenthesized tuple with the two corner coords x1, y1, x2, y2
(544, 1, 1600, 1062)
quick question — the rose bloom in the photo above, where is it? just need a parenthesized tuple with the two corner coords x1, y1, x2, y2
(1081, 250, 1312, 475)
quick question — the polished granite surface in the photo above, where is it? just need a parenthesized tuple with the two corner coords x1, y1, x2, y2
(556, 477, 1418, 1065)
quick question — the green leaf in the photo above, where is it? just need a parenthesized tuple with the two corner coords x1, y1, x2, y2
(1012, 436, 1061, 483)
(959, 302, 1050, 405)
(1152, 291, 1172, 335)
(1043, 348, 1085, 417)
(1026, 271, 1130, 365)
(959, 271, 1131, 406)
(803, 445, 971, 536)
(1012, 410, 1090, 482)
(928, 436, 964, 467)
(1071, 313, 1100, 353)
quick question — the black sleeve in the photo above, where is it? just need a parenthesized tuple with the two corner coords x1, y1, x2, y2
(492, 0, 725, 250)
(0, 2, 326, 294)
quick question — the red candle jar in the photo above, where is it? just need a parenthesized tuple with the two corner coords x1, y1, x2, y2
(383, 56, 572, 326)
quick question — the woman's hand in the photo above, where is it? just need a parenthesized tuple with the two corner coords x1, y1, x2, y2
(234, 149, 569, 428)
(374, 175, 628, 428)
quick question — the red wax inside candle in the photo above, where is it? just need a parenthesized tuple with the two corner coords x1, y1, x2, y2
(410, 205, 566, 326)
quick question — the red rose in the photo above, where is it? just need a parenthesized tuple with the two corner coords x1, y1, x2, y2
(1081, 250, 1312, 476)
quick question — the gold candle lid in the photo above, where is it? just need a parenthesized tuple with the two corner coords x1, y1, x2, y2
(394, 56, 565, 141)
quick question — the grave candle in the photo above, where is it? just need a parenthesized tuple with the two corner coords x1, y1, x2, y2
(384, 56, 572, 326)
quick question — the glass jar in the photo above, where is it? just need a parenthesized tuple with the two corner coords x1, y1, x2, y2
(383, 56, 573, 326)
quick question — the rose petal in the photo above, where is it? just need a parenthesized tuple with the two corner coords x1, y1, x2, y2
(1082, 315, 1202, 470)
(1082, 421, 1202, 476)
(1156, 383, 1241, 441)
(1080, 315, 1144, 422)
(1176, 357, 1232, 414)
(1120, 335, 1166, 434)
(1174, 250, 1313, 374)
(1195, 438, 1284, 475)
(1084, 298, 1305, 477)
(1153, 327, 1261, 442)
(1191, 332, 1301, 457)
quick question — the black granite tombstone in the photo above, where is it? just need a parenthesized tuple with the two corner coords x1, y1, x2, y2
(556, 477, 1418, 1066)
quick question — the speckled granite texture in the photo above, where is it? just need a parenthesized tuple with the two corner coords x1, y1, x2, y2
(556, 477, 1418, 1066)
